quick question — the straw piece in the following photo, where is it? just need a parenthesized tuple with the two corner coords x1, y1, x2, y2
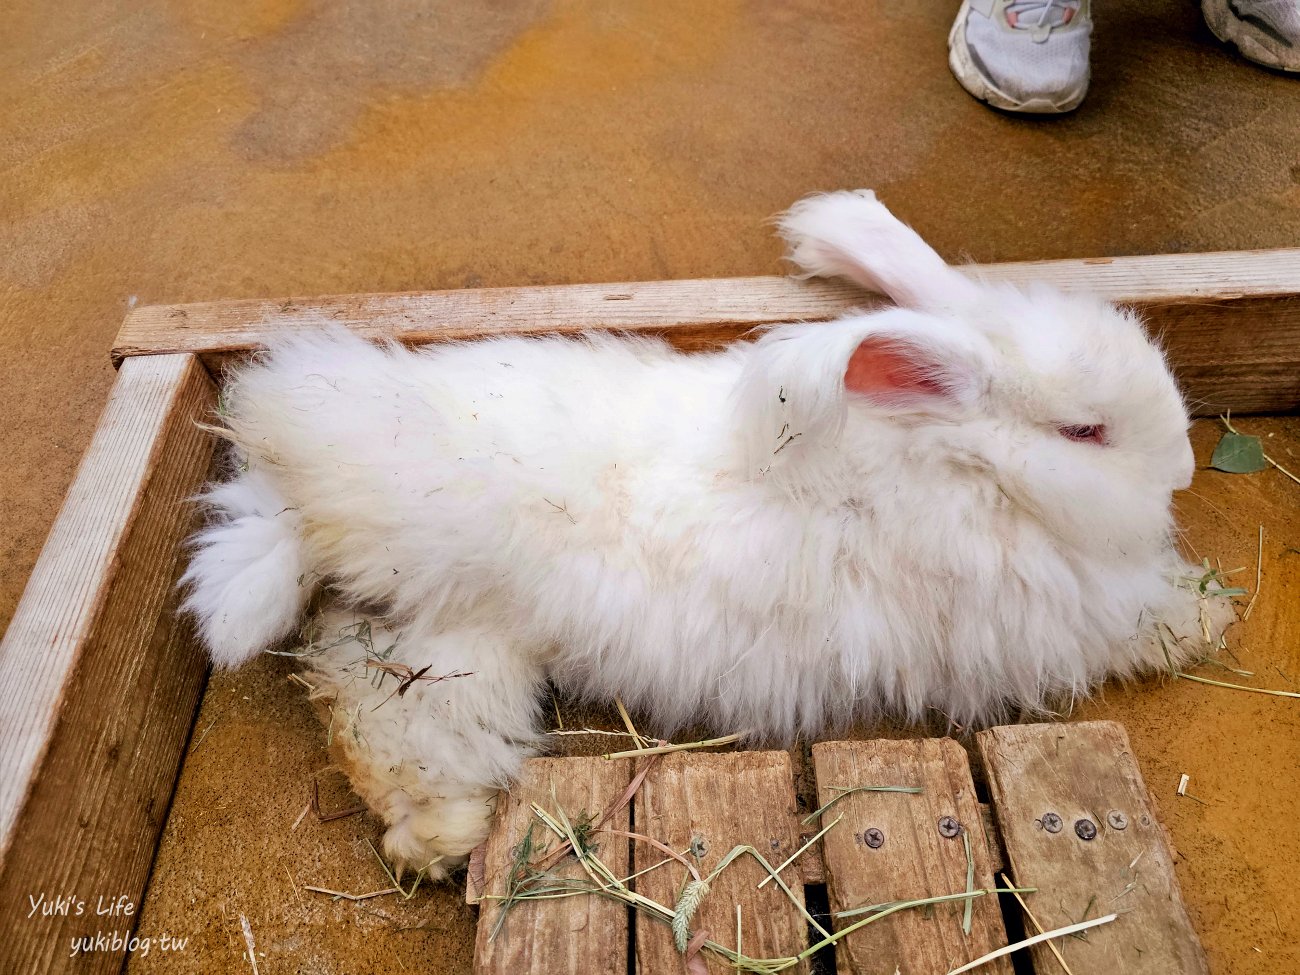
(603, 733, 743, 760)
(1243, 525, 1264, 621)
(961, 830, 975, 935)
(614, 697, 651, 749)
(1176, 672, 1300, 699)
(999, 872, 1076, 975)
(757, 814, 841, 889)
(800, 784, 922, 826)
(944, 914, 1118, 975)
(736, 905, 743, 975)
(239, 914, 260, 975)
(302, 885, 399, 902)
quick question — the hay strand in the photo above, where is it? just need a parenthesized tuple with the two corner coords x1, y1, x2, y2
(302, 885, 399, 902)
(999, 872, 1076, 975)
(961, 829, 975, 936)
(239, 914, 260, 975)
(801, 784, 922, 826)
(1176, 672, 1300, 699)
(944, 913, 1118, 974)
(757, 814, 842, 889)
(1243, 524, 1264, 621)
(602, 734, 744, 760)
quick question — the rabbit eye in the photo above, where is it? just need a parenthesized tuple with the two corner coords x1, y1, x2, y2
(1059, 424, 1107, 444)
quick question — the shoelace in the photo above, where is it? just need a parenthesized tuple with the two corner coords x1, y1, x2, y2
(1004, 0, 1082, 41)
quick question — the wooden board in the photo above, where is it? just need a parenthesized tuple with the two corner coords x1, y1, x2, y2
(0, 354, 216, 975)
(977, 721, 1209, 975)
(473, 757, 634, 975)
(111, 248, 1300, 414)
(633, 751, 810, 975)
(811, 740, 1011, 975)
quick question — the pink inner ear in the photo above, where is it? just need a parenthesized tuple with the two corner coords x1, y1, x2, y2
(844, 336, 953, 403)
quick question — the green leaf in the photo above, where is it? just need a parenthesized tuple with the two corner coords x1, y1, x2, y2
(1210, 433, 1268, 474)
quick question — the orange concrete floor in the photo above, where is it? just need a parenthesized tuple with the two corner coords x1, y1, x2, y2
(2, 1, 1298, 973)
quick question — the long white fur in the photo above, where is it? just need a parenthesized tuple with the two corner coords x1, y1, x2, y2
(777, 188, 983, 311)
(181, 190, 1230, 874)
(180, 469, 309, 668)
(299, 608, 543, 879)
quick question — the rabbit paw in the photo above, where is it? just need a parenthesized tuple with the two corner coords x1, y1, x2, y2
(379, 788, 499, 882)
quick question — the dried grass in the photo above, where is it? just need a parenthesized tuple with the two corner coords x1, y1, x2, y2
(801, 784, 922, 826)
(999, 871, 1076, 975)
(485, 789, 1041, 974)
(945, 914, 1117, 975)
(602, 733, 744, 761)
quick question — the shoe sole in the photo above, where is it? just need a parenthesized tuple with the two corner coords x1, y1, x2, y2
(947, 2, 1090, 114)
(1202, 0, 1300, 72)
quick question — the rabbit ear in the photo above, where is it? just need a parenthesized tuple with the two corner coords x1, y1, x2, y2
(844, 334, 971, 409)
(734, 310, 992, 481)
(777, 190, 982, 312)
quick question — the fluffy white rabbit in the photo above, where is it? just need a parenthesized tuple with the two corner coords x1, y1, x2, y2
(182, 189, 1230, 876)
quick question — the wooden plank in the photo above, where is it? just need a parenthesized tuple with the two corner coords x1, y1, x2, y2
(977, 721, 1209, 975)
(1154, 294, 1300, 415)
(0, 354, 216, 975)
(979, 803, 1006, 876)
(811, 740, 1011, 975)
(474, 757, 633, 975)
(465, 841, 488, 905)
(634, 751, 809, 975)
(112, 248, 1300, 414)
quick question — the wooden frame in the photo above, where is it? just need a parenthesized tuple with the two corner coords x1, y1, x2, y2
(114, 248, 1300, 414)
(2, 247, 1299, 973)
(0, 356, 215, 974)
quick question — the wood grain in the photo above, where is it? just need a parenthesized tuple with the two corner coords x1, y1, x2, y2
(810, 740, 1011, 975)
(112, 249, 1300, 414)
(977, 721, 1209, 975)
(0, 354, 216, 975)
(633, 751, 809, 975)
(473, 757, 633, 975)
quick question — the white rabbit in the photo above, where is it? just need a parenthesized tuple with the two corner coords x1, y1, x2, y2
(182, 189, 1230, 876)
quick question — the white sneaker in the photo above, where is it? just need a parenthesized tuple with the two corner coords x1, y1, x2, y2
(1203, 0, 1300, 71)
(948, 0, 1092, 113)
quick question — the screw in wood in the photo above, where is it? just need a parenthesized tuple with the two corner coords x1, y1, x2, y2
(864, 828, 885, 849)
(1040, 812, 1063, 833)
(1106, 810, 1129, 830)
(1075, 818, 1098, 841)
(937, 816, 961, 838)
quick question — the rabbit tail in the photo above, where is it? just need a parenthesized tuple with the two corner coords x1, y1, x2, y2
(180, 466, 310, 668)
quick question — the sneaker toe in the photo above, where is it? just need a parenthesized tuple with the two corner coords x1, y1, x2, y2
(964, 13, 1090, 106)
